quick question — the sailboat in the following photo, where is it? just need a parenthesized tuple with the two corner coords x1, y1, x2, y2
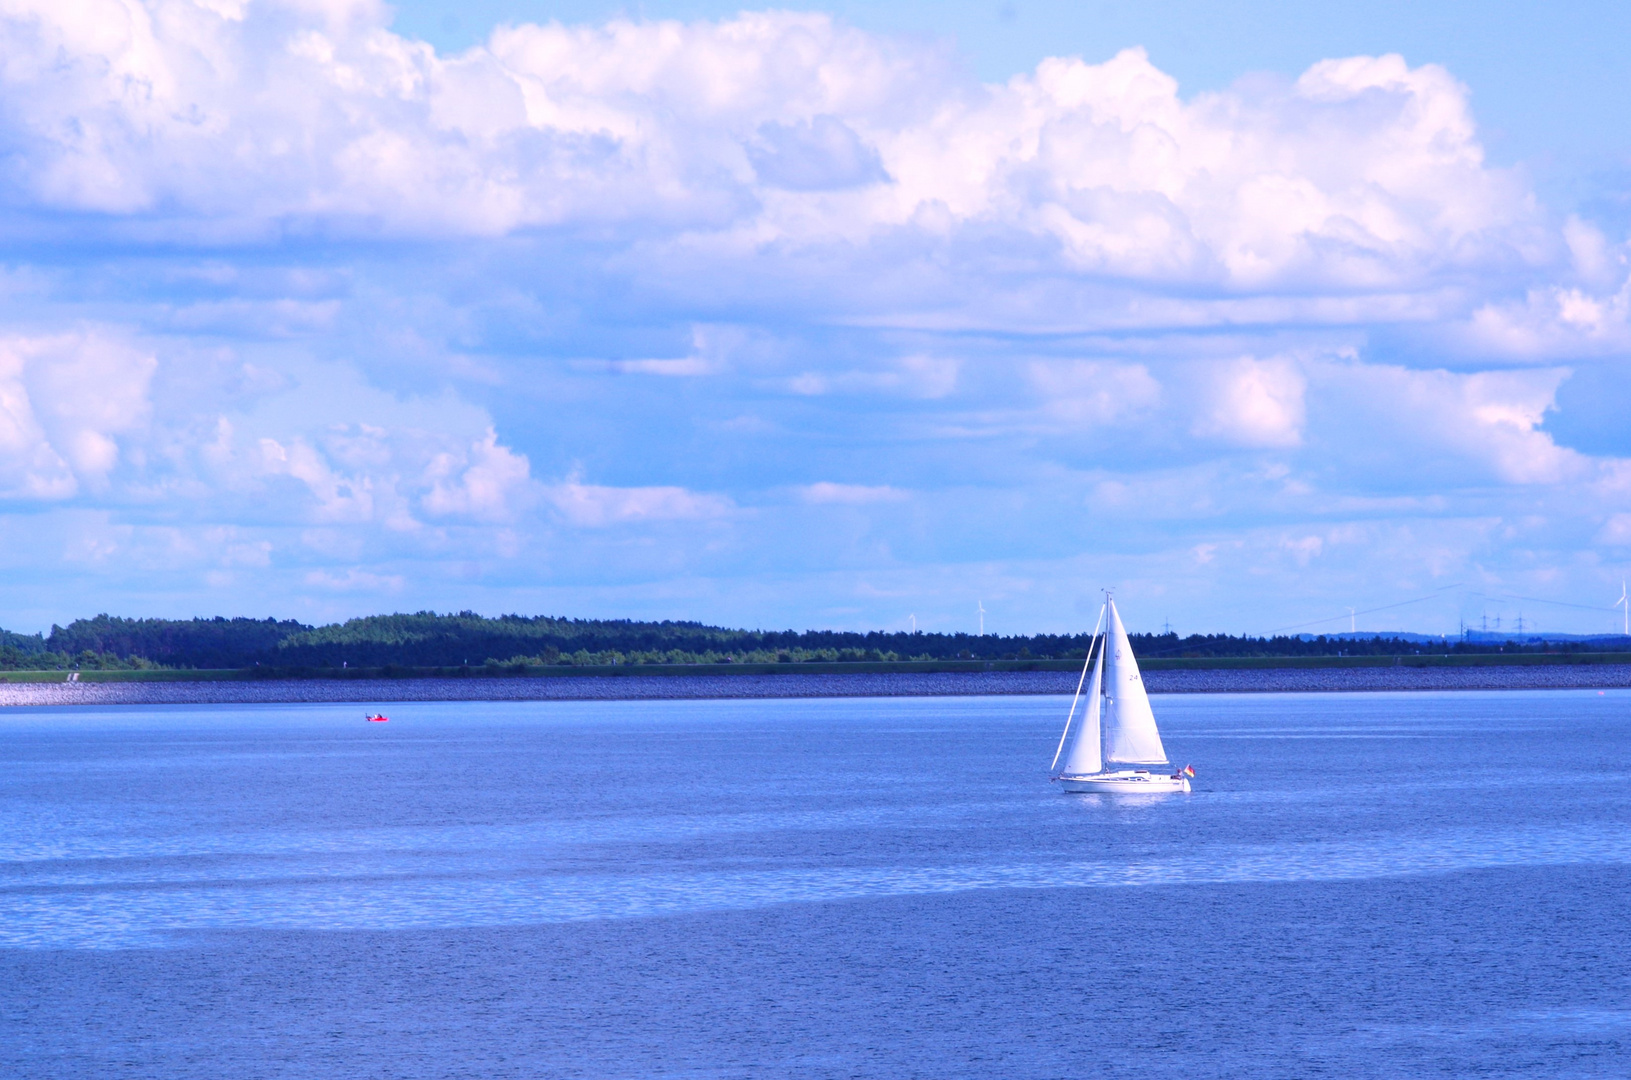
(1050, 596, 1192, 793)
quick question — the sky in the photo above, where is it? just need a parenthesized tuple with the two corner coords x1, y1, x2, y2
(0, 0, 1629, 637)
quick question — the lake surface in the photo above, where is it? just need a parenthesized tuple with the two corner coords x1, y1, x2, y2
(1, 691, 1628, 1078)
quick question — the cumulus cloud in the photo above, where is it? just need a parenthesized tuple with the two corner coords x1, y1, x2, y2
(1563, 216, 1622, 287)
(422, 430, 532, 520)
(240, 415, 535, 529)
(1311, 361, 1585, 486)
(0, 332, 154, 499)
(1192, 357, 1306, 448)
(1463, 275, 1631, 358)
(0, 336, 541, 534)
(255, 434, 390, 525)
(0, 4, 1541, 296)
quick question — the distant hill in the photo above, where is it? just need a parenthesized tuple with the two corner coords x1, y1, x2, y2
(1458, 630, 1631, 646)
(1312, 630, 1631, 645)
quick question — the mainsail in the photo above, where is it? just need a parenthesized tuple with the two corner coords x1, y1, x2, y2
(1057, 646, 1103, 775)
(1102, 598, 1169, 765)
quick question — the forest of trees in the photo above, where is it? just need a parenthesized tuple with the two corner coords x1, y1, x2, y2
(0, 611, 1626, 671)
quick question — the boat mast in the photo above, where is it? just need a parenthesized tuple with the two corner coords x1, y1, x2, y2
(1051, 602, 1106, 774)
(1101, 591, 1114, 766)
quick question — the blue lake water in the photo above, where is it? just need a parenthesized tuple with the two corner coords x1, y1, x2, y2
(1, 690, 1628, 1077)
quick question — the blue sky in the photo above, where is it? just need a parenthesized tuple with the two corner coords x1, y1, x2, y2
(0, 0, 1628, 637)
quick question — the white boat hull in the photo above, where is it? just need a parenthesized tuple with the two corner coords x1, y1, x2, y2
(1057, 769, 1191, 794)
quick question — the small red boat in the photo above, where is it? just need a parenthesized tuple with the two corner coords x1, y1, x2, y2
(365, 713, 389, 722)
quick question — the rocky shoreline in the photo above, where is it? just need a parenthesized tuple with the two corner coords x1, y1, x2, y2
(4, 663, 1631, 707)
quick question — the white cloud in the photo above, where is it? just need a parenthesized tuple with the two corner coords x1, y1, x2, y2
(1193, 356, 1306, 448)
(1028, 360, 1162, 426)
(1463, 272, 1631, 358)
(245, 417, 535, 528)
(0, 332, 154, 499)
(544, 476, 734, 527)
(1563, 216, 1621, 286)
(1596, 514, 1631, 547)
(1311, 361, 1585, 486)
(304, 567, 406, 592)
(422, 429, 532, 521)
(799, 482, 908, 505)
(204, 527, 272, 567)
(1281, 534, 1324, 566)
(0, 341, 546, 534)
(256, 434, 393, 525)
(599, 325, 746, 377)
(607, 357, 720, 377)
(0, 5, 1542, 297)
(788, 354, 959, 398)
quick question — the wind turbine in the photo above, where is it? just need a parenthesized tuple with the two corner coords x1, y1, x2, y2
(977, 600, 985, 637)
(909, 614, 917, 634)
(1347, 607, 1356, 634)
(1618, 581, 1629, 636)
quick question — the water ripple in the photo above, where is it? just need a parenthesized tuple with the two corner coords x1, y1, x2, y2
(2, 823, 1624, 949)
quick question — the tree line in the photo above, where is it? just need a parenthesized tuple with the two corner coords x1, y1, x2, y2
(0, 612, 1626, 671)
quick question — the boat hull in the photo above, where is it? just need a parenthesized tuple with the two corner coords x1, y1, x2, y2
(1058, 770, 1190, 793)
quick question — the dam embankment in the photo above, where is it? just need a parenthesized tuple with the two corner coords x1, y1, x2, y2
(4, 662, 1631, 706)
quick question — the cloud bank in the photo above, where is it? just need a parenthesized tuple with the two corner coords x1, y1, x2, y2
(0, 0, 1625, 634)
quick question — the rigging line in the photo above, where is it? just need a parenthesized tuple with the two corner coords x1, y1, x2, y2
(1051, 603, 1105, 775)
(1470, 590, 1618, 614)
(1267, 584, 1466, 635)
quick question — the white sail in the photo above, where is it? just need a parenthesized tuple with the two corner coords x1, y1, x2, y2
(1102, 599, 1169, 765)
(1058, 647, 1103, 775)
